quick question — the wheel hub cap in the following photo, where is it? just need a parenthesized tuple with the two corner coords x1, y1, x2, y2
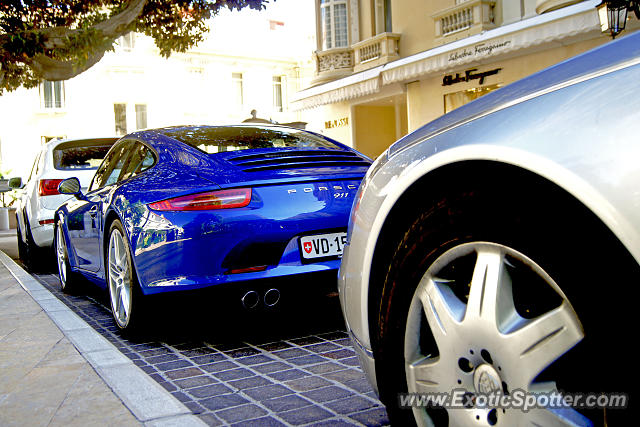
(404, 242, 588, 426)
(473, 364, 501, 395)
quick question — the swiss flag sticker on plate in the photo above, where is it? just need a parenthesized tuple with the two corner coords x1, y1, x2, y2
(303, 241, 312, 254)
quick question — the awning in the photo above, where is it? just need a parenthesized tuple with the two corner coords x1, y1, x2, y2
(292, 67, 382, 111)
(292, 0, 601, 111)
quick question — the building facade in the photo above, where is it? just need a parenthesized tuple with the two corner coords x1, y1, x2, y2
(0, 3, 317, 179)
(293, 0, 639, 158)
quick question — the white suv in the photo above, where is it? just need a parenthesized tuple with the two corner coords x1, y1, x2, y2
(12, 137, 117, 270)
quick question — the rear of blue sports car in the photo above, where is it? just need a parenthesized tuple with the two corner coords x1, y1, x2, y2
(127, 125, 371, 305)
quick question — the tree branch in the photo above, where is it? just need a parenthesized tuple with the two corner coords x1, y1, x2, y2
(31, 50, 106, 81)
(27, 0, 148, 81)
(41, 0, 148, 49)
(95, 0, 148, 36)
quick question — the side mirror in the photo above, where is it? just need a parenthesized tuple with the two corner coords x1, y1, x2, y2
(8, 177, 23, 189)
(58, 177, 82, 197)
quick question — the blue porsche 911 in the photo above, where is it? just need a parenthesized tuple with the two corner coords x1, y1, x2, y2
(54, 125, 371, 331)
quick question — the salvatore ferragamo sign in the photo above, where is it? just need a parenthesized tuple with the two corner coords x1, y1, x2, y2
(448, 40, 512, 63)
(442, 68, 501, 86)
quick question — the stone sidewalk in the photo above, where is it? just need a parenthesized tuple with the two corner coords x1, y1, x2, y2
(0, 246, 204, 426)
(0, 229, 389, 426)
(0, 253, 138, 426)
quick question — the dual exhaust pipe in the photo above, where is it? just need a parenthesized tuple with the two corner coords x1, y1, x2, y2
(241, 288, 280, 309)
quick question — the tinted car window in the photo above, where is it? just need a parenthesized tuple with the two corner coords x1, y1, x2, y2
(53, 140, 114, 170)
(89, 142, 131, 191)
(119, 143, 155, 182)
(158, 126, 340, 154)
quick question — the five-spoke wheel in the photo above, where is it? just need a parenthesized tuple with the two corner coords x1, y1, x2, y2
(375, 179, 623, 427)
(54, 221, 79, 293)
(404, 242, 586, 426)
(107, 220, 141, 331)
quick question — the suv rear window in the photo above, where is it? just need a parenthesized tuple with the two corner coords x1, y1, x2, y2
(158, 126, 340, 154)
(53, 138, 117, 170)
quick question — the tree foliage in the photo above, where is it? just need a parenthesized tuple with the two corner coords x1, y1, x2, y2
(0, 0, 270, 95)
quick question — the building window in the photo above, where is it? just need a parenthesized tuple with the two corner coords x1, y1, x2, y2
(444, 84, 501, 113)
(135, 104, 147, 129)
(41, 80, 65, 109)
(273, 76, 283, 112)
(118, 32, 135, 51)
(114, 103, 127, 135)
(321, 0, 348, 50)
(232, 73, 244, 108)
(374, 0, 392, 34)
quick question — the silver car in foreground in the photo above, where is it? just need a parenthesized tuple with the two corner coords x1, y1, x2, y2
(339, 33, 639, 426)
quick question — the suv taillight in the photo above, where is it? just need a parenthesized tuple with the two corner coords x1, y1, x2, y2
(38, 179, 64, 196)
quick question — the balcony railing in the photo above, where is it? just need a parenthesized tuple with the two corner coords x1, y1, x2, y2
(352, 32, 401, 73)
(313, 33, 401, 83)
(314, 47, 353, 83)
(433, 0, 496, 41)
(359, 43, 381, 62)
(442, 7, 474, 35)
(316, 48, 353, 73)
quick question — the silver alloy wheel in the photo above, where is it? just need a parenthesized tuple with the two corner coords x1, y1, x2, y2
(55, 225, 67, 286)
(405, 242, 588, 426)
(108, 228, 133, 328)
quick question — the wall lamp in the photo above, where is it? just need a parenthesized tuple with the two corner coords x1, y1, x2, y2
(597, 0, 640, 39)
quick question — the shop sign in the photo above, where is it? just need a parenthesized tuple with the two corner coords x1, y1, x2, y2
(448, 40, 512, 63)
(442, 68, 501, 86)
(325, 117, 349, 129)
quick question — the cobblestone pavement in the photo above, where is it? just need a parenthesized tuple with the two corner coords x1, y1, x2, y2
(32, 272, 390, 426)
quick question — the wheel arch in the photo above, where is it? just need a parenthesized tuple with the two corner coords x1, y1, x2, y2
(102, 208, 123, 263)
(366, 159, 640, 355)
(102, 208, 144, 290)
(53, 210, 79, 268)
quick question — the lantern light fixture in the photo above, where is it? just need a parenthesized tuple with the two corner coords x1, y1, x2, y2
(597, 0, 640, 39)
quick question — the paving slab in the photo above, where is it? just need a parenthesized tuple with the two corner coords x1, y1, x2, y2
(24, 267, 391, 426)
(0, 230, 390, 426)
(0, 257, 139, 426)
(0, 250, 205, 427)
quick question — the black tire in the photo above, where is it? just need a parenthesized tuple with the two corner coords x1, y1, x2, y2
(106, 219, 145, 333)
(16, 218, 28, 262)
(54, 221, 81, 294)
(376, 179, 632, 426)
(22, 217, 44, 272)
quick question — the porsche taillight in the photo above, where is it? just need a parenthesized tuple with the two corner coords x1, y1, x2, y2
(38, 179, 64, 196)
(148, 188, 252, 211)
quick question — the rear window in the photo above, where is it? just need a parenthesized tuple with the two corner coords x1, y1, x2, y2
(158, 126, 340, 154)
(53, 139, 117, 170)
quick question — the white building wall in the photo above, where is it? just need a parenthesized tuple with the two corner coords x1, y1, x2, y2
(0, 0, 317, 180)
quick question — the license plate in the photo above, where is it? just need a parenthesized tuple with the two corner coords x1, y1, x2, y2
(300, 232, 347, 259)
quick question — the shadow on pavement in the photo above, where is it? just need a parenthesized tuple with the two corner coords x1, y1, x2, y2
(42, 269, 348, 346)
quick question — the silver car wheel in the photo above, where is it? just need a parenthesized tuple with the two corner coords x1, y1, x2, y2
(55, 225, 67, 286)
(108, 228, 133, 328)
(405, 242, 588, 426)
